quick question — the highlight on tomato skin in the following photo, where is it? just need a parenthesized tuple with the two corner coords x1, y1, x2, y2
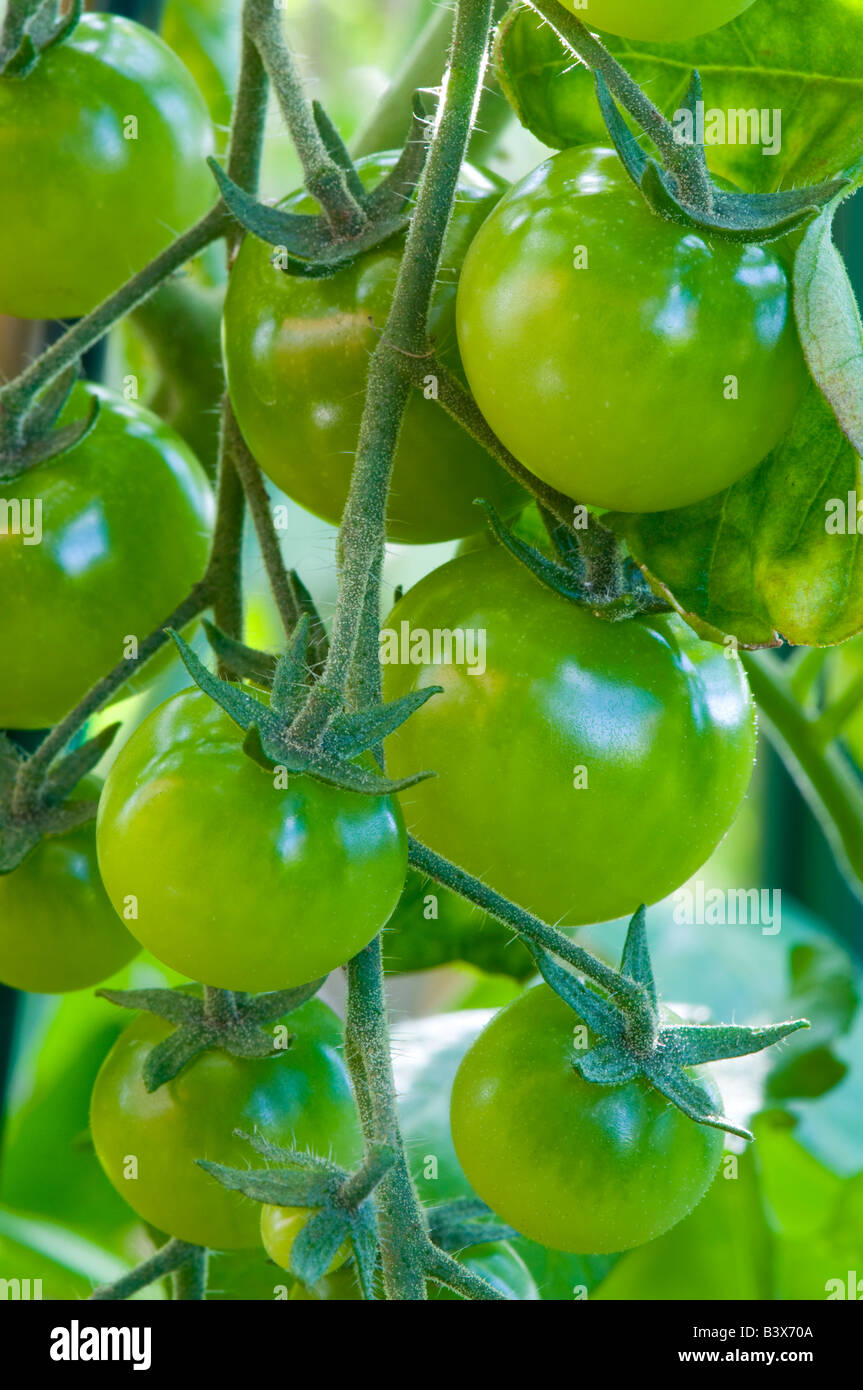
(456, 145, 806, 516)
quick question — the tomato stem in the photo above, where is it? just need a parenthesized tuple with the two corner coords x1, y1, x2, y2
(243, 0, 368, 237)
(527, 1, 714, 211)
(88, 1239, 202, 1303)
(171, 1248, 209, 1301)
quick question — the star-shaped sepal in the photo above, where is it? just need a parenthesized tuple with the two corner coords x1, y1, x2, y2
(0, 363, 99, 483)
(199, 1133, 395, 1296)
(0, 0, 82, 77)
(478, 498, 669, 621)
(530, 907, 809, 1141)
(96, 979, 325, 1090)
(0, 723, 119, 874)
(168, 619, 440, 797)
(597, 71, 847, 245)
(209, 97, 429, 278)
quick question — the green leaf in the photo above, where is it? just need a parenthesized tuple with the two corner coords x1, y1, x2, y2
(496, 0, 863, 193)
(609, 386, 863, 647)
(795, 196, 863, 455)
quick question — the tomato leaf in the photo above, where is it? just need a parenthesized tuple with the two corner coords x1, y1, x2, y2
(794, 194, 863, 456)
(496, 0, 863, 192)
(608, 386, 863, 648)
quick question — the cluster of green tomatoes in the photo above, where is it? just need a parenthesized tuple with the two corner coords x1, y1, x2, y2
(0, 0, 790, 1292)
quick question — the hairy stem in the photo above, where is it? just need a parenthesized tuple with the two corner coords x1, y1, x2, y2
(294, 0, 495, 742)
(400, 353, 576, 525)
(89, 1240, 199, 1301)
(529, 0, 712, 207)
(225, 407, 301, 639)
(409, 836, 650, 1016)
(244, 0, 366, 233)
(172, 1248, 209, 1301)
(0, 208, 227, 435)
(344, 941, 429, 1300)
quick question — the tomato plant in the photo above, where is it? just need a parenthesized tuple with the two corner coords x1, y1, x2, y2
(96, 688, 408, 991)
(456, 146, 805, 513)
(222, 153, 525, 543)
(1, 0, 858, 1319)
(564, 0, 758, 43)
(383, 546, 755, 927)
(451, 985, 725, 1253)
(90, 996, 362, 1249)
(0, 383, 213, 730)
(0, 13, 214, 320)
(0, 786, 138, 994)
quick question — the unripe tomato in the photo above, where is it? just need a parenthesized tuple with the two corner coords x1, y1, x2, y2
(564, 0, 758, 42)
(0, 787, 138, 993)
(222, 153, 524, 544)
(96, 688, 407, 991)
(0, 14, 214, 319)
(90, 996, 362, 1249)
(0, 383, 213, 730)
(456, 146, 805, 514)
(260, 1205, 351, 1276)
(383, 546, 755, 928)
(451, 985, 725, 1253)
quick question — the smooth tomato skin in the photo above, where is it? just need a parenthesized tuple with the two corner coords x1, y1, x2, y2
(223, 154, 524, 544)
(567, 0, 757, 41)
(456, 146, 805, 514)
(260, 1205, 351, 1276)
(0, 14, 214, 320)
(0, 794, 138, 994)
(90, 996, 362, 1249)
(451, 986, 725, 1253)
(0, 384, 213, 730)
(383, 547, 756, 927)
(96, 688, 408, 991)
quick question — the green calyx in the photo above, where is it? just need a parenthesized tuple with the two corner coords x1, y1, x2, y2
(200, 1133, 395, 1295)
(96, 980, 325, 1091)
(596, 70, 846, 244)
(0, 0, 80, 78)
(0, 363, 100, 481)
(0, 724, 118, 873)
(480, 499, 670, 622)
(426, 1197, 517, 1253)
(169, 620, 440, 797)
(534, 907, 809, 1141)
(210, 97, 429, 277)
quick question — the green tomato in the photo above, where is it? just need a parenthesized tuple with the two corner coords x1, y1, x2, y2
(96, 688, 407, 991)
(0, 13, 214, 320)
(383, 870, 535, 980)
(222, 153, 524, 544)
(566, 0, 758, 42)
(0, 383, 213, 730)
(383, 545, 755, 928)
(456, 146, 805, 514)
(90, 996, 362, 1249)
(451, 985, 725, 1253)
(260, 1204, 350, 1276)
(0, 788, 138, 994)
